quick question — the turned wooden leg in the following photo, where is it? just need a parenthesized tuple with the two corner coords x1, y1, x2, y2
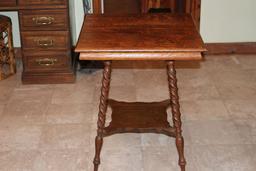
(93, 61, 112, 171)
(8, 25, 16, 75)
(167, 61, 186, 171)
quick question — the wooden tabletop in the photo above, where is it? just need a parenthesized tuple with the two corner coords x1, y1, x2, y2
(75, 13, 206, 61)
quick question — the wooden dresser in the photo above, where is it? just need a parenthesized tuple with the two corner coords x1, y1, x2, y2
(0, 0, 75, 84)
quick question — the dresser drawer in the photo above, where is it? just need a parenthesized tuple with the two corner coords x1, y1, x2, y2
(0, 0, 16, 6)
(19, 0, 66, 6)
(21, 31, 70, 51)
(23, 51, 70, 72)
(19, 9, 68, 31)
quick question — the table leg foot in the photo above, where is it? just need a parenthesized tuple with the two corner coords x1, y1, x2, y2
(93, 61, 112, 171)
(93, 136, 103, 171)
(167, 61, 186, 171)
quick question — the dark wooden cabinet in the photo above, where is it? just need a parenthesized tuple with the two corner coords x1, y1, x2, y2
(0, 0, 75, 84)
(93, 0, 201, 29)
(0, 0, 17, 6)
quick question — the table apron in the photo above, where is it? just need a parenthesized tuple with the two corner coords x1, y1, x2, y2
(79, 52, 202, 61)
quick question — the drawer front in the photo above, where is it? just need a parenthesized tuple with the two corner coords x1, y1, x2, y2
(19, 0, 66, 6)
(19, 9, 68, 31)
(23, 51, 70, 72)
(21, 31, 70, 51)
(0, 0, 17, 6)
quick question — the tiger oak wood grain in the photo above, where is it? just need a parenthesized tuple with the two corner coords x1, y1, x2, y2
(75, 14, 206, 60)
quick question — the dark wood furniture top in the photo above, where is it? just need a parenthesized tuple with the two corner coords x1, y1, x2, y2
(0, 0, 75, 84)
(76, 13, 206, 60)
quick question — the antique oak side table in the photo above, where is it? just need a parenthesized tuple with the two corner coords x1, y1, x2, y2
(75, 14, 206, 171)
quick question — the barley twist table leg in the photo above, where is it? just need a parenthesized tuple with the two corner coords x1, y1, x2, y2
(167, 61, 186, 171)
(8, 24, 16, 74)
(93, 61, 112, 171)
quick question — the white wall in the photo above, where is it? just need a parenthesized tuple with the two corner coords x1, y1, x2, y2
(200, 0, 256, 43)
(69, 0, 86, 45)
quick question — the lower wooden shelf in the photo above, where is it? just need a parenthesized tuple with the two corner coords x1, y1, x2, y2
(103, 99, 176, 137)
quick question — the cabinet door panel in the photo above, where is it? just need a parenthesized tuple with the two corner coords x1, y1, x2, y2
(19, 9, 68, 31)
(21, 31, 70, 51)
(23, 51, 70, 72)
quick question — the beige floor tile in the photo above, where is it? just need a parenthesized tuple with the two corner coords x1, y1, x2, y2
(201, 55, 242, 72)
(0, 124, 42, 151)
(177, 68, 214, 87)
(133, 69, 169, 101)
(181, 100, 230, 121)
(179, 85, 220, 101)
(232, 119, 256, 144)
(103, 133, 141, 150)
(191, 145, 256, 171)
(0, 150, 38, 171)
(45, 103, 93, 124)
(141, 133, 173, 147)
(33, 149, 88, 171)
(134, 69, 168, 89)
(135, 85, 169, 102)
(224, 99, 256, 119)
(100, 147, 143, 171)
(216, 84, 256, 100)
(142, 145, 198, 171)
(186, 120, 248, 145)
(9, 85, 54, 103)
(39, 124, 90, 150)
(76, 72, 101, 90)
(108, 85, 137, 102)
(0, 74, 20, 88)
(142, 146, 178, 171)
(51, 84, 95, 104)
(94, 85, 137, 103)
(0, 85, 14, 105)
(0, 104, 4, 117)
(210, 69, 256, 87)
(110, 69, 135, 86)
(141, 128, 191, 147)
(1, 100, 47, 125)
(236, 54, 256, 70)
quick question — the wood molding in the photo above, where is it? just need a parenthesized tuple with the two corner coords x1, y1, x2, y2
(205, 42, 256, 55)
(93, 0, 102, 14)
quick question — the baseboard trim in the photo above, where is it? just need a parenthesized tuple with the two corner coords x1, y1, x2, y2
(205, 42, 256, 55)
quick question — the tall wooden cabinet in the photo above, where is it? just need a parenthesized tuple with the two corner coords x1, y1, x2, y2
(0, 0, 75, 84)
(93, 0, 201, 29)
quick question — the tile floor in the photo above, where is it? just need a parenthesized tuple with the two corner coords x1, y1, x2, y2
(0, 55, 256, 171)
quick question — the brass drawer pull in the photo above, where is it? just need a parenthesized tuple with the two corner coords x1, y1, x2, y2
(36, 39, 54, 48)
(36, 58, 57, 66)
(32, 16, 54, 25)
